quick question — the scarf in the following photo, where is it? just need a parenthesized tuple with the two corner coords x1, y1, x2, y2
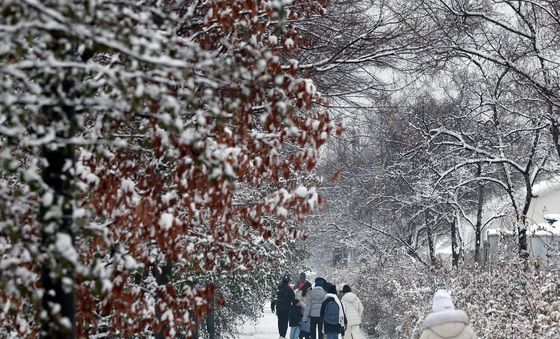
(324, 293, 345, 327)
(423, 309, 469, 329)
(297, 280, 305, 290)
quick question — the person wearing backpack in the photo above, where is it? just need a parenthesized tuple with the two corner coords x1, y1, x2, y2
(272, 275, 296, 339)
(340, 285, 364, 339)
(320, 285, 345, 339)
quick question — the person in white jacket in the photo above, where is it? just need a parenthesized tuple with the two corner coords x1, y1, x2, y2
(340, 285, 364, 339)
(420, 290, 476, 339)
(303, 277, 327, 339)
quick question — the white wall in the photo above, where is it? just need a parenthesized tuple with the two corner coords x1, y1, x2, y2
(450, 183, 560, 259)
(526, 189, 560, 225)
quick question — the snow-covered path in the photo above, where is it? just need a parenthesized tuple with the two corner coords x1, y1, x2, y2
(238, 306, 278, 339)
(238, 306, 371, 339)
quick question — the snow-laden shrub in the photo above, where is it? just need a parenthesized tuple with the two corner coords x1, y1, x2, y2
(327, 249, 432, 338)
(447, 258, 559, 339)
(330, 249, 560, 338)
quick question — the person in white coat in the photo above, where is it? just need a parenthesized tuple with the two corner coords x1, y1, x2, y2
(303, 277, 327, 339)
(420, 290, 476, 339)
(340, 285, 364, 339)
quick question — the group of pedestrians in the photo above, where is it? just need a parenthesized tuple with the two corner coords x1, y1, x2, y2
(272, 273, 477, 339)
(271, 273, 364, 339)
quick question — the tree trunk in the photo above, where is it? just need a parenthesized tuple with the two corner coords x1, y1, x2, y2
(191, 311, 199, 339)
(518, 175, 533, 255)
(154, 262, 173, 339)
(39, 77, 77, 338)
(451, 216, 460, 267)
(551, 117, 560, 160)
(426, 211, 437, 266)
(206, 292, 216, 339)
(518, 128, 540, 254)
(474, 164, 484, 265)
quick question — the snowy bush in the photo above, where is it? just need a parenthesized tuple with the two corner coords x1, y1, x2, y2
(447, 259, 560, 338)
(0, 0, 334, 337)
(330, 249, 560, 338)
(328, 249, 431, 338)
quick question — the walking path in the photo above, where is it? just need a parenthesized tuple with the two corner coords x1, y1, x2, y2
(238, 305, 371, 339)
(238, 305, 277, 339)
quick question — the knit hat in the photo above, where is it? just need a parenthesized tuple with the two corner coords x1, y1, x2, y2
(341, 285, 351, 293)
(432, 289, 455, 312)
(282, 274, 290, 283)
(314, 277, 324, 287)
(327, 285, 337, 294)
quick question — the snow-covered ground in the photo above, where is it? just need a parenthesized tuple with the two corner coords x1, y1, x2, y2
(238, 305, 371, 339)
(238, 306, 278, 339)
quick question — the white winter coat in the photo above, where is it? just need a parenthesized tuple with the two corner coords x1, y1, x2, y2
(295, 288, 308, 309)
(419, 310, 476, 339)
(303, 286, 326, 319)
(295, 289, 303, 302)
(341, 292, 363, 326)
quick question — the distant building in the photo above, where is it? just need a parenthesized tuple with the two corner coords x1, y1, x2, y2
(483, 181, 560, 269)
(485, 216, 560, 268)
(426, 181, 560, 268)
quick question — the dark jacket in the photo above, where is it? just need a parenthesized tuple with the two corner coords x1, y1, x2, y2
(289, 302, 303, 327)
(274, 282, 295, 313)
(320, 297, 342, 334)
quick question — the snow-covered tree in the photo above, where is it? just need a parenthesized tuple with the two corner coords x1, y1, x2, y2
(0, 0, 336, 337)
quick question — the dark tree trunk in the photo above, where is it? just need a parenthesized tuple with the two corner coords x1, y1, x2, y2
(154, 262, 173, 339)
(451, 216, 460, 267)
(518, 175, 533, 255)
(551, 117, 560, 160)
(206, 292, 216, 339)
(518, 129, 540, 254)
(426, 211, 437, 266)
(40, 76, 77, 338)
(518, 227, 528, 255)
(191, 311, 199, 339)
(474, 164, 484, 265)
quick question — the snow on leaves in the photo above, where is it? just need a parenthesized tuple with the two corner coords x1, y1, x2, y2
(0, 0, 334, 337)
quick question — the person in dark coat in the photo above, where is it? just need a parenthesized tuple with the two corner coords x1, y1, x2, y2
(272, 275, 296, 339)
(322, 281, 334, 295)
(320, 285, 344, 339)
(289, 299, 304, 339)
